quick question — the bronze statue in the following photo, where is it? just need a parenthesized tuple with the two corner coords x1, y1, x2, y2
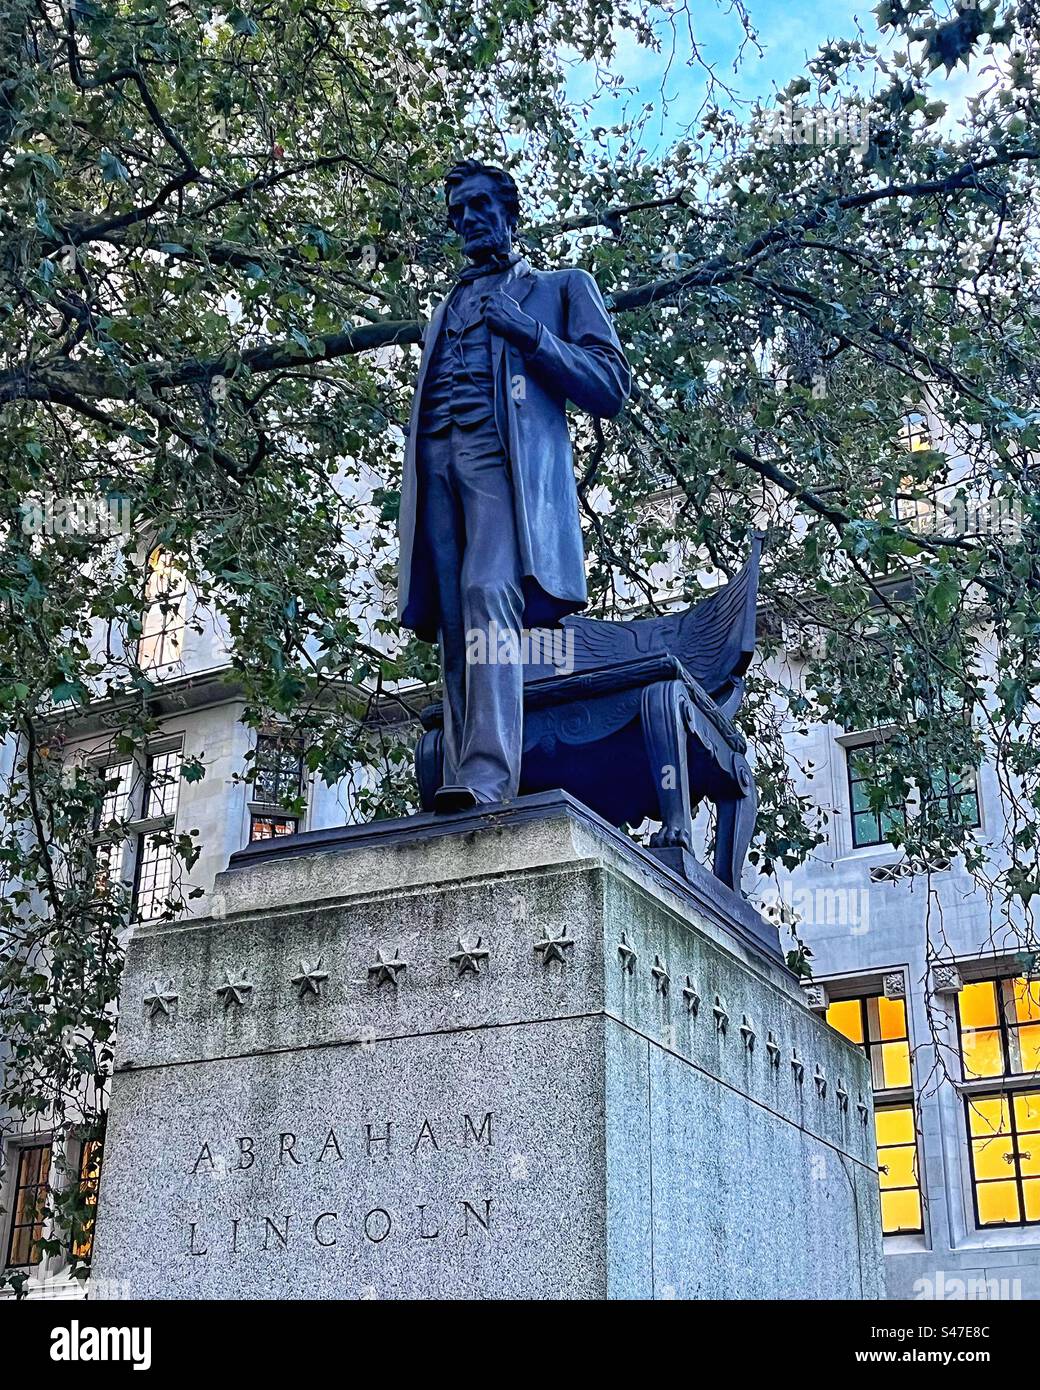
(397, 160, 631, 812)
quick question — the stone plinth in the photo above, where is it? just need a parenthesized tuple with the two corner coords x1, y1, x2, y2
(92, 793, 885, 1299)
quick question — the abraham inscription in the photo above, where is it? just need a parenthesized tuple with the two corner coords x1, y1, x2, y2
(182, 1111, 496, 1260)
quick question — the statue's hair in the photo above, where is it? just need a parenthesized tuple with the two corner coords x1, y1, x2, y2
(443, 160, 520, 227)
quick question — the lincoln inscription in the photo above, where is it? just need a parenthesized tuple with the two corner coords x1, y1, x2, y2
(183, 1110, 497, 1258)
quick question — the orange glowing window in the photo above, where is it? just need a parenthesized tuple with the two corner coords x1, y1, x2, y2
(967, 1088, 1040, 1228)
(826, 992, 911, 1093)
(958, 976, 1040, 1080)
(827, 991, 921, 1236)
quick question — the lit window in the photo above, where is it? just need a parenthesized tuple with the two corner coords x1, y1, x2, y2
(5, 1143, 51, 1268)
(827, 993, 912, 1091)
(827, 991, 923, 1235)
(966, 1090, 1040, 1228)
(877, 1104, 923, 1235)
(138, 548, 187, 671)
(957, 976, 1040, 1080)
(253, 734, 303, 806)
(250, 814, 298, 842)
(901, 412, 930, 454)
(72, 1139, 101, 1261)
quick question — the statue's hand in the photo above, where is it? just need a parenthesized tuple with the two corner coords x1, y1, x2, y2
(484, 290, 540, 353)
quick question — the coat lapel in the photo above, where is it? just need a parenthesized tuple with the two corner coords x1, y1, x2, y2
(492, 259, 535, 380)
(503, 258, 536, 305)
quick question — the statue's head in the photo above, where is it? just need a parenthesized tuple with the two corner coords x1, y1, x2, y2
(444, 160, 520, 264)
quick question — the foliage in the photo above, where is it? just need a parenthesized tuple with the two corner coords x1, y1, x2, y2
(1, 0, 1039, 1282)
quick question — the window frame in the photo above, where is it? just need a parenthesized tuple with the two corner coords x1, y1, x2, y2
(3, 1140, 53, 1270)
(875, 1100, 925, 1237)
(955, 973, 1040, 1083)
(964, 1089, 1040, 1231)
(252, 733, 304, 808)
(843, 739, 981, 852)
(137, 546, 188, 672)
(86, 741, 183, 922)
(846, 742, 907, 849)
(246, 733, 307, 843)
(824, 981, 924, 1238)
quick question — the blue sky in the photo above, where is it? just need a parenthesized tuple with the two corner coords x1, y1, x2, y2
(565, 0, 989, 151)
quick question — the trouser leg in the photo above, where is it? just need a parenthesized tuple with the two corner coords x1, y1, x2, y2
(453, 423, 525, 802)
(417, 431, 467, 787)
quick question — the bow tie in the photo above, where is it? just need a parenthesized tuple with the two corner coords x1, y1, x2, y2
(457, 251, 520, 284)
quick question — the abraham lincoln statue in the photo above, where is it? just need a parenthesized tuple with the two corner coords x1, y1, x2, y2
(397, 160, 632, 812)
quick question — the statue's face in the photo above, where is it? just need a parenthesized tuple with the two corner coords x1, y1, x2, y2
(447, 172, 514, 263)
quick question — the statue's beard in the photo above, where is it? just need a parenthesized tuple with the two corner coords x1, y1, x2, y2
(465, 230, 511, 262)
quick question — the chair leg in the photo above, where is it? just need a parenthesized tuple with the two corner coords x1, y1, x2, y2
(415, 729, 444, 812)
(641, 681, 693, 850)
(712, 758, 758, 890)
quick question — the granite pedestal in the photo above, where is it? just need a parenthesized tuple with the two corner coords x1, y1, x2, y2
(92, 793, 885, 1299)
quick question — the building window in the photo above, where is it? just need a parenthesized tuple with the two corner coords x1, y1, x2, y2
(825, 993, 912, 1091)
(847, 745, 906, 848)
(253, 734, 303, 806)
(89, 747, 183, 921)
(827, 990, 923, 1235)
(846, 744, 979, 850)
(246, 734, 305, 843)
(144, 748, 182, 819)
(249, 814, 298, 843)
(901, 412, 930, 455)
(876, 1104, 924, 1236)
(97, 761, 134, 828)
(138, 548, 187, 671)
(133, 832, 175, 921)
(72, 1139, 101, 1261)
(966, 1090, 1040, 1228)
(924, 765, 980, 834)
(957, 975, 1040, 1080)
(131, 747, 182, 922)
(4, 1143, 52, 1268)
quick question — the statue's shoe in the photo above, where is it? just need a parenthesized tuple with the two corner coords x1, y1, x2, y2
(433, 785, 481, 814)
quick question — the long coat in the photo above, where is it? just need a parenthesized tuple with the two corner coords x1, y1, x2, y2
(398, 259, 631, 643)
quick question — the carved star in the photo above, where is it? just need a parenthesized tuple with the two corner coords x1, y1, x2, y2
(617, 933, 638, 974)
(651, 955, 670, 995)
(739, 1014, 756, 1051)
(291, 957, 329, 999)
(791, 1048, 805, 1084)
(534, 928, 574, 966)
(682, 976, 701, 1015)
(836, 1080, 849, 1111)
(713, 994, 729, 1034)
(814, 1063, 828, 1098)
(766, 1031, 781, 1067)
(143, 980, 178, 1019)
(368, 949, 408, 987)
(449, 936, 490, 976)
(215, 970, 253, 1009)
